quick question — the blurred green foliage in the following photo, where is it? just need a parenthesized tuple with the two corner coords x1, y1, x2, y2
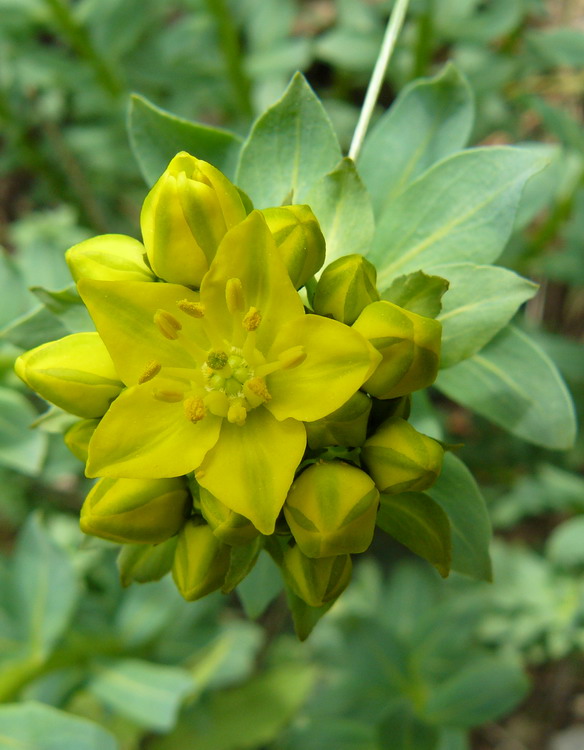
(0, 0, 583, 748)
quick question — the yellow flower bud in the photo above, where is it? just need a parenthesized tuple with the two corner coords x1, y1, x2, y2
(64, 418, 99, 462)
(172, 519, 231, 601)
(361, 417, 444, 494)
(284, 462, 379, 558)
(352, 301, 441, 399)
(199, 486, 261, 546)
(141, 152, 248, 287)
(66, 234, 155, 283)
(281, 543, 352, 607)
(117, 537, 177, 586)
(15, 333, 123, 418)
(80, 477, 190, 543)
(313, 254, 379, 324)
(305, 391, 372, 450)
(261, 205, 326, 288)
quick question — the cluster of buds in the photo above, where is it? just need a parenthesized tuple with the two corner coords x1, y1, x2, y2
(15, 152, 444, 620)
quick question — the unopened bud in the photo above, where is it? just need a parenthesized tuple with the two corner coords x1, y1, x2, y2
(261, 205, 326, 288)
(80, 476, 190, 543)
(199, 486, 261, 546)
(64, 418, 99, 462)
(352, 301, 441, 399)
(284, 462, 379, 558)
(305, 391, 372, 450)
(361, 417, 444, 494)
(141, 152, 248, 287)
(15, 332, 123, 418)
(66, 234, 155, 283)
(172, 519, 231, 601)
(313, 254, 379, 324)
(117, 537, 178, 586)
(281, 543, 352, 607)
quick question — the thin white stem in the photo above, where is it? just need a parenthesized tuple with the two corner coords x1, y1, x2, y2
(348, 0, 412, 162)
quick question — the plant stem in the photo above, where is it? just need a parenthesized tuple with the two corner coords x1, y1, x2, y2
(412, 0, 434, 79)
(348, 0, 412, 161)
(204, 0, 253, 120)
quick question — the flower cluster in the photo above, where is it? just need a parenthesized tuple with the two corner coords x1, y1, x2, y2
(16, 152, 444, 613)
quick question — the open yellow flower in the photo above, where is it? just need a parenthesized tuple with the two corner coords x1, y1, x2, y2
(78, 211, 380, 534)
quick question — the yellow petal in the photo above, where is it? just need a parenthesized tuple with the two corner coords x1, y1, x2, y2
(78, 279, 208, 385)
(66, 234, 155, 283)
(86, 380, 221, 478)
(196, 407, 306, 535)
(200, 211, 304, 350)
(265, 315, 381, 422)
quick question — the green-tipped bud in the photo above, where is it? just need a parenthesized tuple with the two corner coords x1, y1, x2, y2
(172, 519, 231, 601)
(281, 544, 352, 607)
(305, 391, 372, 450)
(352, 301, 441, 399)
(313, 255, 379, 325)
(64, 418, 99, 462)
(141, 152, 248, 287)
(66, 234, 155, 283)
(261, 205, 326, 288)
(117, 537, 178, 586)
(15, 332, 123, 418)
(80, 477, 190, 543)
(284, 462, 379, 558)
(199, 486, 261, 546)
(361, 417, 444, 494)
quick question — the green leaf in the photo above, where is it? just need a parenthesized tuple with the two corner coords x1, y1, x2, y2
(0, 388, 47, 475)
(128, 94, 243, 186)
(378, 702, 439, 750)
(359, 63, 474, 215)
(281, 719, 379, 750)
(431, 263, 538, 368)
(0, 702, 118, 750)
(437, 729, 470, 750)
(12, 514, 79, 655)
(435, 325, 577, 450)
(150, 663, 316, 750)
(0, 253, 31, 329)
(236, 72, 342, 207)
(425, 454, 492, 582)
(377, 493, 451, 577)
(546, 517, 584, 570)
(31, 285, 95, 334)
(381, 271, 450, 319)
(285, 585, 334, 642)
(423, 656, 529, 728)
(305, 158, 374, 264)
(527, 28, 584, 69)
(88, 658, 194, 731)
(237, 551, 282, 619)
(1, 306, 70, 350)
(369, 147, 548, 288)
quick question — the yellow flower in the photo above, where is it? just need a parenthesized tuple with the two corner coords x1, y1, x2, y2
(78, 211, 380, 534)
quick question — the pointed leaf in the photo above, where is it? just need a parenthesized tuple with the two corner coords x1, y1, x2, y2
(236, 73, 342, 207)
(128, 94, 243, 186)
(381, 271, 449, 319)
(435, 325, 577, 450)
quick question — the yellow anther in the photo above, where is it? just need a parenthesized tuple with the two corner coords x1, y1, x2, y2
(138, 360, 162, 384)
(243, 376, 271, 407)
(154, 309, 182, 340)
(177, 299, 205, 318)
(278, 345, 307, 369)
(153, 389, 184, 403)
(242, 306, 262, 331)
(183, 396, 206, 423)
(206, 350, 229, 370)
(227, 400, 248, 426)
(225, 277, 245, 314)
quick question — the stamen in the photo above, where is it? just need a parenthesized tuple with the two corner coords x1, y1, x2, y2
(243, 376, 271, 407)
(138, 360, 162, 384)
(177, 299, 205, 318)
(227, 400, 248, 426)
(153, 389, 184, 403)
(183, 396, 206, 423)
(206, 350, 229, 370)
(154, 309, 182, 340)
(242, 306, 262, 331)
(226, 278, 245, 314)
(278, 345, 307, 369)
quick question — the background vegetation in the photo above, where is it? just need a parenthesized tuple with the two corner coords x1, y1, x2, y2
(0, 1, 583, 748)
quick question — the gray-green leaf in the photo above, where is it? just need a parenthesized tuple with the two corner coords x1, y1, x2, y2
(381, 271, 450, 318)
